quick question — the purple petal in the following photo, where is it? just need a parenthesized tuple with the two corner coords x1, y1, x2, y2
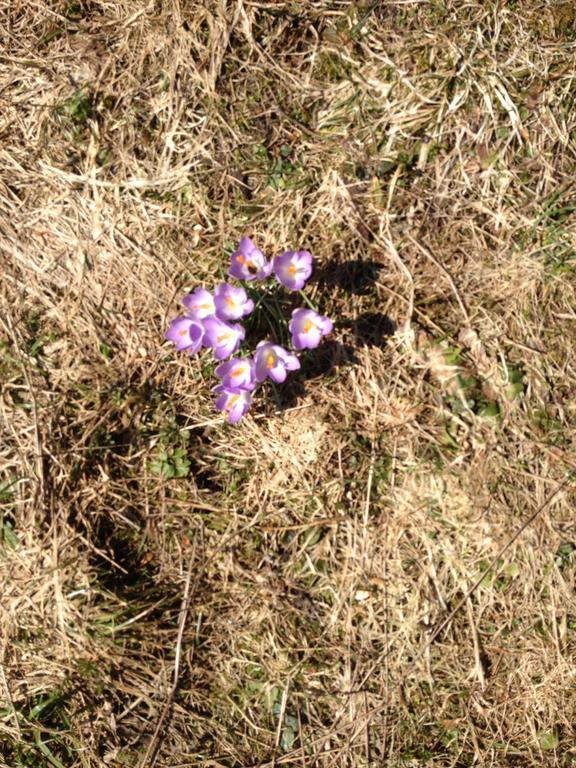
(229, 238, 271, 282)
(215, 360, 233, 379)
(259, 260, 273, 279)
(304, 326, 322, 348)
(291, 332, 306, 351)
(214, 283, 254, 320)
(274, 251, 313, 291)
(165, 317, 204, 353)
(254, 354, 270, 383)
(269, 364, 287, 384)
(296, 251, 313, 273)
(182, 288, 215, 319)
(290, 307, 308, 325)
(238, 236, 257, 256)
(228, 260, 246, 281)
(228, 404, 245, 424)
(284, 354, 300, 371)
(215, 393, 229, 412)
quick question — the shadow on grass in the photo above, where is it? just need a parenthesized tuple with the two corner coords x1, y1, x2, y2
(340, 311, 397, 348)
(274, 312, 396, 410)
(313, 258, 384, 296)
(273, 257, 395, 410)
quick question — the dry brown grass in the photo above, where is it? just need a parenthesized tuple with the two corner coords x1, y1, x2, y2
(2, 0, 576, 765)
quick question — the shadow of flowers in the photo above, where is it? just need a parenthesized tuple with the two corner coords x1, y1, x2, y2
(271, 258, 396, 411)
(312, 258, 384, 296)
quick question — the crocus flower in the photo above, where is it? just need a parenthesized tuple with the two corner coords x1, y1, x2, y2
(203, 315, 245, 360)
(182, 287, 215, 320)
(229, 236, 273, 281)
(165, 317, 205, 354)
(215, 357, 256, 390)
(214, 283, 254, 321)
(289, 308, 333, 350)
(273, 250, 313, 291)
(253, 341, 300, 384)
(214, 385, 252, 424)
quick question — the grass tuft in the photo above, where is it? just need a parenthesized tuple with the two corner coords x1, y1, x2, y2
(2, 0, 576, 765)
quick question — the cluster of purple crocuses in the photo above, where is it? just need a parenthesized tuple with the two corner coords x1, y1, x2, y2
(165, 237, 333, 423)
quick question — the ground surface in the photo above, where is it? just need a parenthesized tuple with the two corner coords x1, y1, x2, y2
(1, 1, 576, 766)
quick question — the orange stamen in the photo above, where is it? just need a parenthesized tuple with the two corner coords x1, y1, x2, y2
(231, 366, 244, 378)
(178, 329, 188, 336)
(228, 394, 240, 409)
(236, 255, 245, 264)
(217, 333, 231, 343)
(288, 265, 297, 275)
(266, 353, 275, 369)
(303, 321, 313, 333)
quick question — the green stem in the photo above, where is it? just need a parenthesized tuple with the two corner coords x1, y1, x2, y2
(298, 290, 318, 311)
